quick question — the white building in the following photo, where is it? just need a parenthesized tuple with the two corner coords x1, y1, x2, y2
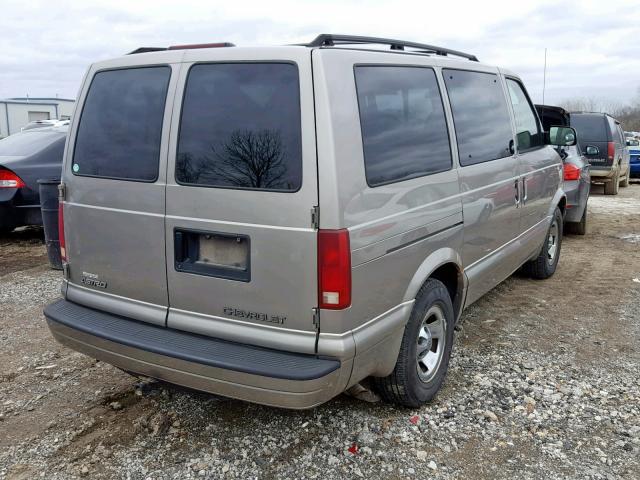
(0, 97, 75, 138)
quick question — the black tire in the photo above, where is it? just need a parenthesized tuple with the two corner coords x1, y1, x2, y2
(604, 170, 620, 195)
(565, 206, 587, 236)
(621, 168, 630, 188)
(524, 207, 563, 279)
(373, 278, 455, 407)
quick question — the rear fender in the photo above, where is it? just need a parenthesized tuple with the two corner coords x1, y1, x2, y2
(402, 247, 466, 322)
(549, 188, 567, 219)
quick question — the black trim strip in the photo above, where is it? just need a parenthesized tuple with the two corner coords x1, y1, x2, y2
(386, 221, 463, 254)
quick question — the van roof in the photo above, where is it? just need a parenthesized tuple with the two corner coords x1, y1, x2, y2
(129, 33, 478, 62)
(127, 34, 479, 62)
(91, 35, 517, 78)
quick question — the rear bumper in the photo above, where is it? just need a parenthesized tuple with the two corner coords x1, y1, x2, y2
(589, 168, 615, 180)
(44, 299, 351, 409)
(0, 202, 42, 229)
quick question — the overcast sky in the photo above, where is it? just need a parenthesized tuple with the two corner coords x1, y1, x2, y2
(1, 0, 639, 107)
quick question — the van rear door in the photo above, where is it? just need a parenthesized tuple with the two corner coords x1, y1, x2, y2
(165, 49, 319, 354)
(63, 62, 179, 326)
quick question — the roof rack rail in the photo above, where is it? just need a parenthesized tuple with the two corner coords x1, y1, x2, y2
(128, 43, 235, 55)
(128, 47, 167, 55)
(306, 34, 478, 62)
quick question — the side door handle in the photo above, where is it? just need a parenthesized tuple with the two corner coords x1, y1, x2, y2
(521, 177, 528, 205)
(515, 179, 520, 207)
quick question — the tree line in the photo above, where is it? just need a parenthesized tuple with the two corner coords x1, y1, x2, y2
(560, 88, 640, 131)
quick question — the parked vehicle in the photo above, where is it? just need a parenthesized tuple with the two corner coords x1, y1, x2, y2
(570, 112, 630, 195)
(628, 139, 640, 177)
(44, 34, 575, 409)
(21, 119, 70, 132)
(0, 125, 67, 234)
(536, 105, 590, 235)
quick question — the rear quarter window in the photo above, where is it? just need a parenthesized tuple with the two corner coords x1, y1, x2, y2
(72, 66, 171, 181)
(443, 69, 513, 166)
(354, 66, 452, 187)
(176, 63, 302, 192)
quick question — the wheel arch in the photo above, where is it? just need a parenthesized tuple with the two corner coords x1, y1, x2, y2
(402, 248, 466, 322)
(550, 188, 567, 219)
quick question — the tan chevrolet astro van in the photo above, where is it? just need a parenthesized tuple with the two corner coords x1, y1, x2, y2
(44, 34, 577, 409)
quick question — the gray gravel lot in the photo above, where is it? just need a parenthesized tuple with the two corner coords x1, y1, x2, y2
(1, 185, 639, 480)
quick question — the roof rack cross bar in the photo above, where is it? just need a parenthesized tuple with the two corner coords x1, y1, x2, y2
(307, 34, 478, 61)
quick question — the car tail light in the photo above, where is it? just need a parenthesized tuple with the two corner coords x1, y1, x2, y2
(607, 141, 615, 161)
(0, 168, 26, 188)
(318, 229, 351, 310)
(563, 163, 581, 181)
(58, 200, 67, 262)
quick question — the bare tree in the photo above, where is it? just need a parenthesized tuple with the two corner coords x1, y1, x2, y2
(560, 96, 623, 115)
(177, 129, 294, 189)
(560, 90, 640, 131)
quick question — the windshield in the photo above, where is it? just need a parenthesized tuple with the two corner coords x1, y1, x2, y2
(0, 130, 66, 156)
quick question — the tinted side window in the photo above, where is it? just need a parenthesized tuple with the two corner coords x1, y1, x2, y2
(73, 67, 170, 181)
(611, 120, 624, 145)
(571, 114, 607, 142)
(506, 79, 544, 150)
(443, 70, 513, 166)
(355, 66, 452, 187)
(176, 63, 302, 192)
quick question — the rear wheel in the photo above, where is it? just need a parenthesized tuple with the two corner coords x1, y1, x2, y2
(373, 278, 455, 407)
(565, 205, 587, 236)
(621, 168, 630, 188)
(604, 170, 620, 195)
(524, 207, 563, 279)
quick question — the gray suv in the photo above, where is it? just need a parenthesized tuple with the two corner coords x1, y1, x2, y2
(44, 35, 575, 409)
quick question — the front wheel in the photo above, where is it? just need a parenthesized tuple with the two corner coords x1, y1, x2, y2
(524, 207, 563, 279)
(373, 278, 455, 407)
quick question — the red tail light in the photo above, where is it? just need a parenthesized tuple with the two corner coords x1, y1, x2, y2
(58, 201, 67, 262)
(0, 168, 26, 188)
(563, 163, 581, 181)
(318, 229, 351, 310)
(607, 141, 615, 161)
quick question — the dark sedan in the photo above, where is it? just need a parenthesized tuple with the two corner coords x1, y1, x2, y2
(0, 126, 67, 233)
(536, 104, 590, 235)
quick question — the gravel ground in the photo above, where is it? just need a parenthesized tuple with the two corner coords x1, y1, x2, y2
(1, 184, 639, 480)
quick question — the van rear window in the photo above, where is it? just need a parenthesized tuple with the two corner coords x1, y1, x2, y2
(72, 66, 171, 181)
(176, 63, 302, 192)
